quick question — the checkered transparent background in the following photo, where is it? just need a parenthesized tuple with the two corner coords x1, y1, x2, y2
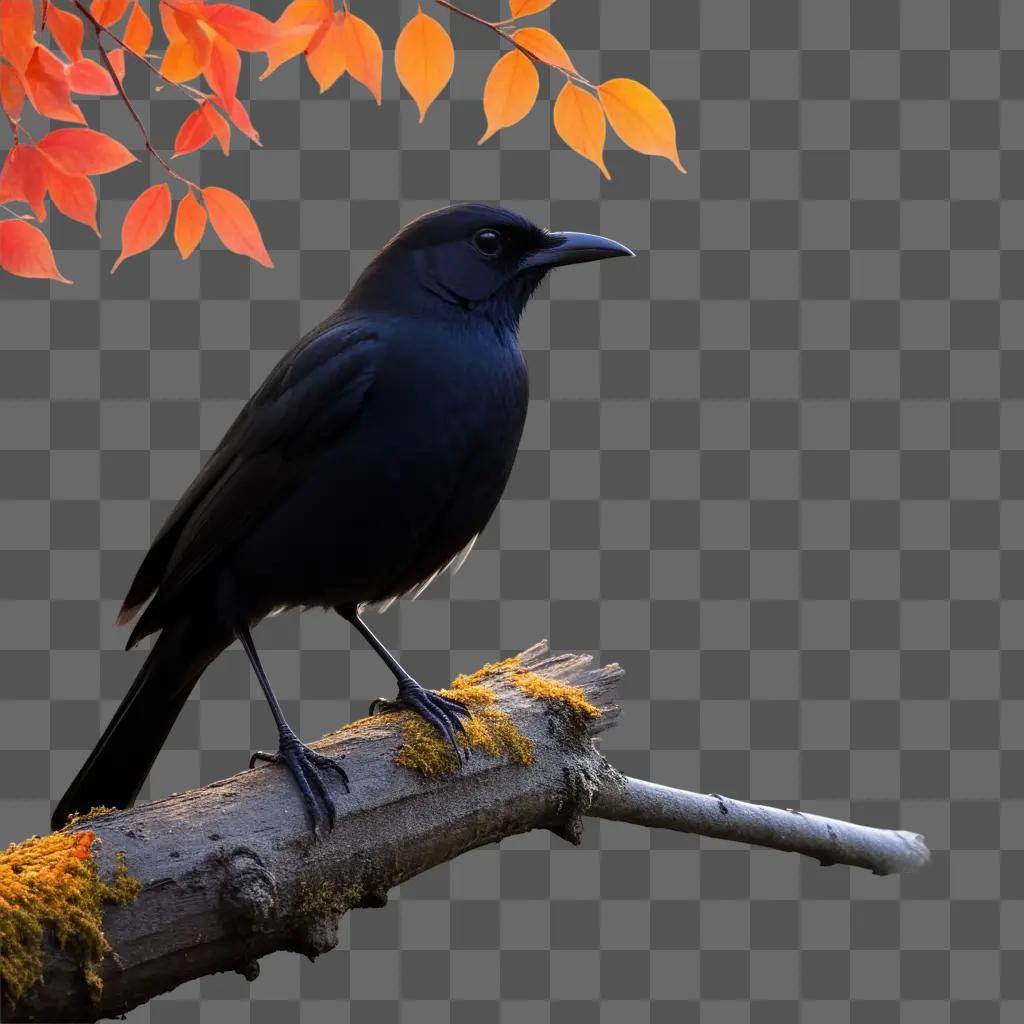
(1, 0, 1020, 1019)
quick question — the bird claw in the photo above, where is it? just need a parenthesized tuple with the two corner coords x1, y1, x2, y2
(249, 732, 349, 835)
(370, 680, 472, 763)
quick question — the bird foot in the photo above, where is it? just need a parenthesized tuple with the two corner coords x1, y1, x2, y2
(369, 680, 472, 762)
(249, 732, 349, 835)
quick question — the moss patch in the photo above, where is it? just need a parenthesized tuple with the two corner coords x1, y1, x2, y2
(505, 669, 602, 720)
(0, 830, 141, 1000)
(61, 806, 118, 829)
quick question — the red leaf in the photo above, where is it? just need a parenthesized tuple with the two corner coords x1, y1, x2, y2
(66, 57, 117, 95)
(43, 158, 99, 233)
(107, 46, 126, 81)
(37, 127, 136, 175)
(173, 105, 214, 156)
(47, 5, 84, 63)
(122, 2, 153, 57)
(173, 189, 206, 259)
(90, 0, 131, 28)
(204, 32, 241, 104)
(213, 93, 260, 145)
(0, 0, 36, 74)
(0, 65, 26, 121)
(0, 218, 71, 282)
(202, 5, 279, 52)
(112, 182, 171, 271)
(202, 100, 230, 155)
(0, 144, 47, 220)
(202, 185, 272, 267)
(24, 45, 86, 123)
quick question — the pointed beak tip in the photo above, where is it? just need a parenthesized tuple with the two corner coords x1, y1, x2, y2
(526, 230, 636, 270)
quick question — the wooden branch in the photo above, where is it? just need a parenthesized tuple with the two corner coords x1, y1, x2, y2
(1, 643, 929, 1023)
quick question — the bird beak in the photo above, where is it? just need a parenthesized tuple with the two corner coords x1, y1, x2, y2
(521, 230, 635, 270)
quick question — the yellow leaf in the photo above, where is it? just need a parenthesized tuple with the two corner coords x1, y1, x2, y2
(305, 10, 346, 93)
(479, 49, 538, 143)
(553, 80, 609, 179)
(597, 77, 685, 173)
(339, 11, 382, 104)
(394, 5, 454, 122)
(509, 0, 555, 16)
(511, 27, 575, 73)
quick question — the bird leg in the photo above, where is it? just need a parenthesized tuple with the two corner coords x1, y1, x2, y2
(341, 608, 472, 761)
(236, 621, 349, 834)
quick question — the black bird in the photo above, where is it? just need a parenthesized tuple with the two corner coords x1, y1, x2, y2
(51, 204, 633, 833)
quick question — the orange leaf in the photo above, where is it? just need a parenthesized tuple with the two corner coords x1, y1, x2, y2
(0, 218, 71, 282)
(394, 6, 454, 122)
(66, 57, 117, 95)
(90, 0, 131, 28)
(47, 6, 84, 63)
(173, 105, 214, 156)
(260, 0, 326, 80)
(112, 182, 171, 271)
(173, 189, 206, 259)
(597, 77, 685, 174)
(160, 38, 203, 82)
(24, 45, 86, 123)
(202, 100, 230, 154)
(108, 46, 126, 80)
(509, 0, 556, 16)
(37, 127, 136, 175)
(0, 144, 47, 220)
(511, 27, 575, 73)
(205, 32, 240, 104)
(0, 0, 36, 74)
(553, 80, 609, 178)
(214, 93, 259, 144)
(202, 4, 279, 52)
(479, 49, 538, 143)
(202, 185, 272, 267)
(338, 11, 382, 103)
(304, 9, 346, 94)
(160, 8, 210, 82)
(0, 65, 26, 121)
(43, 159, 99, 233)
(122, 2, 153, 56)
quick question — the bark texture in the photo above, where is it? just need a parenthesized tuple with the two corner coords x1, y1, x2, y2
(1, 643, 929, 1022)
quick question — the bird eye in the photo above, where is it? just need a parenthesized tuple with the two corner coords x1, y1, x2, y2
(473, 228, 503, 256)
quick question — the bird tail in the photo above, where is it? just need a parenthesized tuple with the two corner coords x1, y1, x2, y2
(51, 611, 231, 830)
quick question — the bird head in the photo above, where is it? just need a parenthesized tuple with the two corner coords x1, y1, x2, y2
(346, 204, 633, 326)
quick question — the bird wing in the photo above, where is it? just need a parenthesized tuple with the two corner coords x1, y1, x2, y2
(120, 318, 380, 645)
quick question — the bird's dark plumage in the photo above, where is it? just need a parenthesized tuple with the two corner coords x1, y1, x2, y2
(52, 203, 633, 833)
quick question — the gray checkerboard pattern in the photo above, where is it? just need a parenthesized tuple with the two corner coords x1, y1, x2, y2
(0, 0, 1018, 1018)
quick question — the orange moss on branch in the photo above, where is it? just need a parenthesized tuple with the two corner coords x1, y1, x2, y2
(0, 829, 140, 1001)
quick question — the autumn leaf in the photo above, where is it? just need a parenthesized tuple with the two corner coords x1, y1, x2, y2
(90, 0, 131, 29)
(479, 49, 538, 143)
(160, 7, 211, 83)
(0, 65, 26, 121)
(202, 185, 272, 267)
(108, 46, 126, 80)
(202, 101, 231, 155)
(43, 159, 99, 234)
(205, 32, 241, 104)
(24, 45, 86, 123)
(597, 78, 685, 173)
(509, 0, 556, 16)
(213, 93, 260, 144)
(0, 0, 36, 74)
(66, 57, 117, 95)
(112, 182, 171, 270)
(122, 2, 153, 57)
(36, 127, 136, 175)
(47, 5, 85, 63)
(339, 11, 383, 103)
(305, 10, 347, 94)
(395, 6, 454, 122)
(173, 105, 214, 156)
(0, 218, 71, 282)
(161, 38, 203, 82)
(553, 80, 609, 179)
(260, 0, 327, 80)
(202, 4, 279, 52)
(511, 27, 575, 73)
(0, 144, 47, 220)
(173, 189, 206, 259)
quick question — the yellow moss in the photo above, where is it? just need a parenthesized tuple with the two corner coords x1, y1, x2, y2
(61, 806, 118, 829)
(505, 670, 602, 719)
(0, 830, 141, 1000)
